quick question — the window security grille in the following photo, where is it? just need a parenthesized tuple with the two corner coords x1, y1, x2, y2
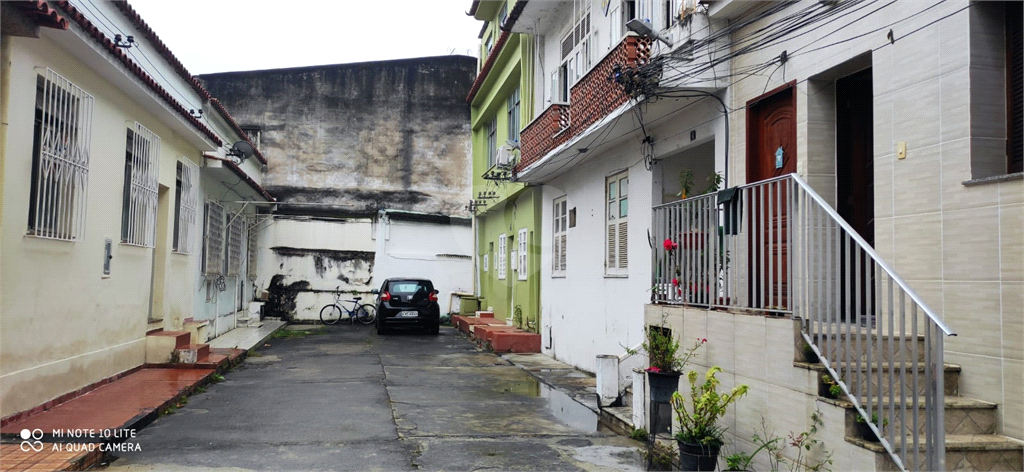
(518, 228, 528, 280)
(28, 69, 94, 241)
(498, 234, 507, 280)
(121, 122, 160, 247)
(203, 201, 224, 275)
(173, 160, 199, 254)
(247, 218, 258, 280)
(226, 215, 244, 276)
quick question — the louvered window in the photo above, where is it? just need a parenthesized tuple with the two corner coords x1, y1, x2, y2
(28, 69, 94, 241)
(173, 160, 199, 254)
(518, 228, 529, 280)
(1008, 1, 1023, 174)
(247, 218, 258, 280)
(498, 234, 508, 280)
(552, 196, 567, 275)
(203, 201, 224, 275)
(226, 215, 244, 276)
(121, 123, 160, 247)
(606, 171, 629, 274)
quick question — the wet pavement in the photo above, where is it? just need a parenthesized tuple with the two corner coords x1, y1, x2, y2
(100, 324, 642, 471)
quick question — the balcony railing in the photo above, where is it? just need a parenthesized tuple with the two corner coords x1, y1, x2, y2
(651, 173, 955, 471)
(517, 35, 651, 173)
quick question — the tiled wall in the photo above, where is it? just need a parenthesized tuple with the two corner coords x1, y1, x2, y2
(726, 0, 1023, 440)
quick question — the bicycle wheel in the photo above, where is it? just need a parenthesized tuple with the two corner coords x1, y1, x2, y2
(355, 304, 376, 325)
(320, 304, 343, 325)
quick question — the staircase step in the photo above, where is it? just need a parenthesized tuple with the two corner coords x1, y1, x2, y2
(811, 331, 927, 363)
(147, 330, 190, 349)
(808, 362, 960, 397)
(599, 406, 634, 437)
(175, 344, 210, 364)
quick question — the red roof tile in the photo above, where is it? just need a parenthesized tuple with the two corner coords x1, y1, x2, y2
(111, 1, 267, 165)
(56, 1, 223, 146)
(12, 0, 69, 30)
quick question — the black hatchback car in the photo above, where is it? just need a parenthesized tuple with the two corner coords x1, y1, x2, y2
(372, 278, 441, 335)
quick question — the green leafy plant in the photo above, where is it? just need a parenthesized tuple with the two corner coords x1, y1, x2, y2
(802, 342, 820, 363)
(754, 411, 834, 472)
(820, 375, 843, 399)
(627, 324, 705, 374)
(629, 427, 650, 442)
(211, 373, 225, 383)
(671, 366, 749, 446)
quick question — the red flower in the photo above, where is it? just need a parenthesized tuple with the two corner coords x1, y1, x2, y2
(663, 238, 678, 251)
(671, 278, 679, 286)
(646, 366, 661, 373)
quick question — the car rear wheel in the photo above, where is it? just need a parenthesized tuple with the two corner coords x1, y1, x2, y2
(429, 323, 440, 335)
(376, 319, 388, 335)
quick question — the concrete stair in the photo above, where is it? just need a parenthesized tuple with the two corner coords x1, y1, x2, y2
(145, 329, 224, 366)
(145, 330, 190, 363)
(453, 313, 541, 353)
(804, 332, 1024, 471)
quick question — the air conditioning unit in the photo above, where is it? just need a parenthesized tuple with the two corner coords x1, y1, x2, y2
(495, 143, 518, 168)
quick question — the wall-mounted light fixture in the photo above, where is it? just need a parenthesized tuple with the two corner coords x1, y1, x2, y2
(225, 140, 255, 165)
(626, 19, 672, 46)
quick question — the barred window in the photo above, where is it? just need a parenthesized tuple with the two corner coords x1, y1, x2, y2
(517, 228, 528, 280)
(246, 218, 258, 280)
(28, 69, 94, 241)
(498, 233, 507, 280)
(225, 215, 244, 276)
(173, 160, 199, 254)
(121, 123, 160, 247)
(202, 201, 224, 275)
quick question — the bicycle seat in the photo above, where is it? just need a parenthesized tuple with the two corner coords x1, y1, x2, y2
(352, 297, 362, 301)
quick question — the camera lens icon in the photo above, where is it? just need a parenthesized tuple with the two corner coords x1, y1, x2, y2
(20, 428, 44, 452)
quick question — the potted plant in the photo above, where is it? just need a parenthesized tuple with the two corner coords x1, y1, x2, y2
(854, 412, 889, 442)
(640, 328, 705, 403)
(671, 367, 749, 471)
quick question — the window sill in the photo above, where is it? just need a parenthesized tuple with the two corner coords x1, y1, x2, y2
(962, 172, 1023, 187)
(551, 274, 567, 279)
(604, 274, 629, 279)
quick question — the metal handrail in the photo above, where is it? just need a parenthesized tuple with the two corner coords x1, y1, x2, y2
(650, 173, 956, 471)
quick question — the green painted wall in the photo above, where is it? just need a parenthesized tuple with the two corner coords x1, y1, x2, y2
(469, 2, 541, 331)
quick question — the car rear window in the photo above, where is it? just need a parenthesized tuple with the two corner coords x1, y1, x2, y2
(389, 281, 431, 295)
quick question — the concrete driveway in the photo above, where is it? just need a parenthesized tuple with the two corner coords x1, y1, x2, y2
(101, 324, 642, 471)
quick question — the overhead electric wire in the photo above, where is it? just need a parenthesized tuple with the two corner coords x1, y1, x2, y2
(76, 0, 204, 113)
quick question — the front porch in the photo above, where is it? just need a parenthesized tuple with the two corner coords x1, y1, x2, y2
(596, 173, 1022, 471)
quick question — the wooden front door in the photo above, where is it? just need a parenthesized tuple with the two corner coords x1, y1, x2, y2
(746, 84, 797, 310)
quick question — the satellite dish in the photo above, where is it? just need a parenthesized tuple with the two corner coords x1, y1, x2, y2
(226, 140, 255, 163)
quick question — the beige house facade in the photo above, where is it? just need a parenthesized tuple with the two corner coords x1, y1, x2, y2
(1, 1, 272, 420)
(636, 0, 1022, 470)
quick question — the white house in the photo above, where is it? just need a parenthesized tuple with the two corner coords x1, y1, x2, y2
(510, 0, 730, 372)
(0, 0, 273, 420)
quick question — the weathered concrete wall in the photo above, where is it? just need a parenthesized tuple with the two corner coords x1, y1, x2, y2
(199, 56, 476, 217)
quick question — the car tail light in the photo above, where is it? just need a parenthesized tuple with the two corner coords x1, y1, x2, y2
(428, 291, 438, 302)
(381, 291, 392, 302)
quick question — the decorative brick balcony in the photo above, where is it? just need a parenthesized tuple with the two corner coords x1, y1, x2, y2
(518, 35, 652, 173)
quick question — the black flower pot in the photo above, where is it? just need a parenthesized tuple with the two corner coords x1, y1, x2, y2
(647, 371, 682, 403)
(678, 440, 721, 471)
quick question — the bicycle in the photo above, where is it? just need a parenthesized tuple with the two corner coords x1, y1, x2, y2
(320, 291, 376, 325)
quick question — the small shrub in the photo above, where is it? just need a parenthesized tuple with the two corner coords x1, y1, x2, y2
(629, 427, 650, 442)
